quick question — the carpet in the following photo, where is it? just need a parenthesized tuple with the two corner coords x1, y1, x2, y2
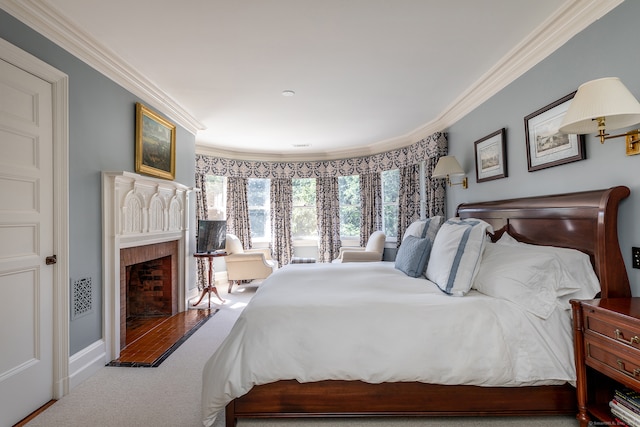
(107, 308, 217, 367)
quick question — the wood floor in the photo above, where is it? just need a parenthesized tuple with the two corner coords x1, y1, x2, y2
(108, 308, 215, 367)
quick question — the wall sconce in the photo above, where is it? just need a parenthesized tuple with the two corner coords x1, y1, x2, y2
(432, 156, 468, 189)
(558, 77, 640, 155)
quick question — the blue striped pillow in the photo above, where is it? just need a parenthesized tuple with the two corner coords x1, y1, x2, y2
(425, 218, 493, 296)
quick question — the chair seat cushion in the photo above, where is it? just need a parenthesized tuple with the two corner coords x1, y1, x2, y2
(291, 257, 316, 264)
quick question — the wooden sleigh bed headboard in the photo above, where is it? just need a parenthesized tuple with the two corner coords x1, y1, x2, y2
(223, 186, 631, 427)
(457, 185, 631, 298)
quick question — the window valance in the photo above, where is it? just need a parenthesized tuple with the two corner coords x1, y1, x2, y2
(196, 132, 447, 179)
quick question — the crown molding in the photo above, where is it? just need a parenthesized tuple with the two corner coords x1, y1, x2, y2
(422, 0, 624, 137)
(0, 0, 204, 135)
(2, 0, 622, 159)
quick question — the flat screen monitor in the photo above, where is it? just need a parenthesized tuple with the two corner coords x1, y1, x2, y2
(196, 220, 227, 254)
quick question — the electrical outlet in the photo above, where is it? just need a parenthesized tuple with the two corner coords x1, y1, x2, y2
(633, 247, 640, 269)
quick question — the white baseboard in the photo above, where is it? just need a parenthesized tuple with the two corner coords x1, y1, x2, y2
(69, 274, 228, 390)
(68, 339, 106, 390)
(215, 271, 228, 285)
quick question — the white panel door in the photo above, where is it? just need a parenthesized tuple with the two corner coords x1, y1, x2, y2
(0, 58, 54, 427)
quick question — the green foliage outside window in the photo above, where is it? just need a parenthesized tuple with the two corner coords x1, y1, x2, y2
(205, 175, 226, 220)
(339, 175, 360, 238)
(248, 178, 269, 239)
(292, 178, 317, 238)
(381, 169, 399, 238)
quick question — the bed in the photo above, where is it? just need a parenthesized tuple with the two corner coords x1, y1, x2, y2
(202, 186, 631, 427)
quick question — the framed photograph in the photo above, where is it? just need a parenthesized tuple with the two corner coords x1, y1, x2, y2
(524, 92, 585, 172)
(135, 102, 176, 180)
(474, 128, 507, 183)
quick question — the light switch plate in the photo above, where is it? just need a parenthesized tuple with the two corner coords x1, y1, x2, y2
(633, 247, 640, 269)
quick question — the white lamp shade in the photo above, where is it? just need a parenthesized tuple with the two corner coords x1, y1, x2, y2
(432, 156, 464, 178)
(559, 77, 640, 134)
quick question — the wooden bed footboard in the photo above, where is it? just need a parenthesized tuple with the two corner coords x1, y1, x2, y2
(222, 186, 630, 426)
(225, 380, 576, 426)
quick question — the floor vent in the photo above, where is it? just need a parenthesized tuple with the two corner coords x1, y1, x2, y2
(71, 276, 93, 320)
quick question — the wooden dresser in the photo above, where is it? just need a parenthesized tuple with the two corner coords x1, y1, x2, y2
(571, 298, 640, 426)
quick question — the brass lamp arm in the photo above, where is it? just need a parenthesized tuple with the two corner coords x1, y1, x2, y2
(593, 117, 640, 155)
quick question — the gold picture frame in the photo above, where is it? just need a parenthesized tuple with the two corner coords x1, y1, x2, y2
(135, 103, 176, 180)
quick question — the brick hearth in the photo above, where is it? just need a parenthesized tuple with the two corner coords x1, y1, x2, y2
(120, 240, 179, 349)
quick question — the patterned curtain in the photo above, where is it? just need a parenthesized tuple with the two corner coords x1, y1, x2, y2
(195, 173, 209, 290)
(196, 131, 447, 179)
(424, 142, 448, 218)
(270, 178, 293, 267)
(396, 164, 421, 247)
(316, 177, 341, 262)
(226, 177, 252, 249)
(359, 172, 382, 247)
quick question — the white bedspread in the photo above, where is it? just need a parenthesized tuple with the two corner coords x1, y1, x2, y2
(201, 262, 576, 426)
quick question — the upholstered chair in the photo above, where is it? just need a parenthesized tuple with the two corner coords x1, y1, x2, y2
(332, 230, 386, 263)
(224, 234, 278, 292)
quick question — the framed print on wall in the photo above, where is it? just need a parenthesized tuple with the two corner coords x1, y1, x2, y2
(135, 102, 176, 180)
(474, 128, 507, 183)
(524, 92, 585, 172)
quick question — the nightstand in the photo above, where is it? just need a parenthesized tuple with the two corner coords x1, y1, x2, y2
(571, 298, 640, 426)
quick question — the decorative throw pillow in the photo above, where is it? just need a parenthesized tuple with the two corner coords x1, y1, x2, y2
(225, 234, 244, 254)
(402, 216, 443, 242)
(400, 216, 443, 277)
(426, 218, 493, 296)
(394, 235, 432, 278)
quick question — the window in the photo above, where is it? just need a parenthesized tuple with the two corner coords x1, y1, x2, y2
(203, 170, 401, 243)
(338, 175, 360, 238)
(292, 178, 317, 239)
(381, 169, 399, 239)
(247, 178, 270, 240)
(205, 175, 226, 220)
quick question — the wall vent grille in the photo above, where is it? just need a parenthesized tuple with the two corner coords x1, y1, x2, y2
(71, 276, 93, 320)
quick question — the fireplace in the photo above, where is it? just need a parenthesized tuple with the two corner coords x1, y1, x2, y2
(120, 240, 179, 348)
(103, 171, 194, 361)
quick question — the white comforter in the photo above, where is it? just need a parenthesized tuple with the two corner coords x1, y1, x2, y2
(201, 262, 576, 426)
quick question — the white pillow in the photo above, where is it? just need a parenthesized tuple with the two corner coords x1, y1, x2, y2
(426, 218, 493, 296)
(474, 243, 572, 319)
(496, 232, 601, 304)
(403, 216, 443, 242)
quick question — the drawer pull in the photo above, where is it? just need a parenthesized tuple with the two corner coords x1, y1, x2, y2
(617, 359, 640, 378)
(615, 329, 640, 345)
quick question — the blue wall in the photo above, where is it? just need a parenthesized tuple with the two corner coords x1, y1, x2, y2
(446, 1, 640, 295)
(0, 9, 196, 354)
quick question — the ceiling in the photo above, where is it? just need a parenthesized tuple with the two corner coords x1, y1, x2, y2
(1, 0, 622, 160)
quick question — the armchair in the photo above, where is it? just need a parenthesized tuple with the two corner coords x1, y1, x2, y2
(224, 234, 278, 292)
(332, 230, 386, 263)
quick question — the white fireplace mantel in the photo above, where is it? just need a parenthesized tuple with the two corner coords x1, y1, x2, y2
(102, 171, 195, 362)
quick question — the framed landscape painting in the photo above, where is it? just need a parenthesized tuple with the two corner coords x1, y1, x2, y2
(524, 92, 585, 172)
(474, 128, 507, 183)
(135, 103, 176, 180)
